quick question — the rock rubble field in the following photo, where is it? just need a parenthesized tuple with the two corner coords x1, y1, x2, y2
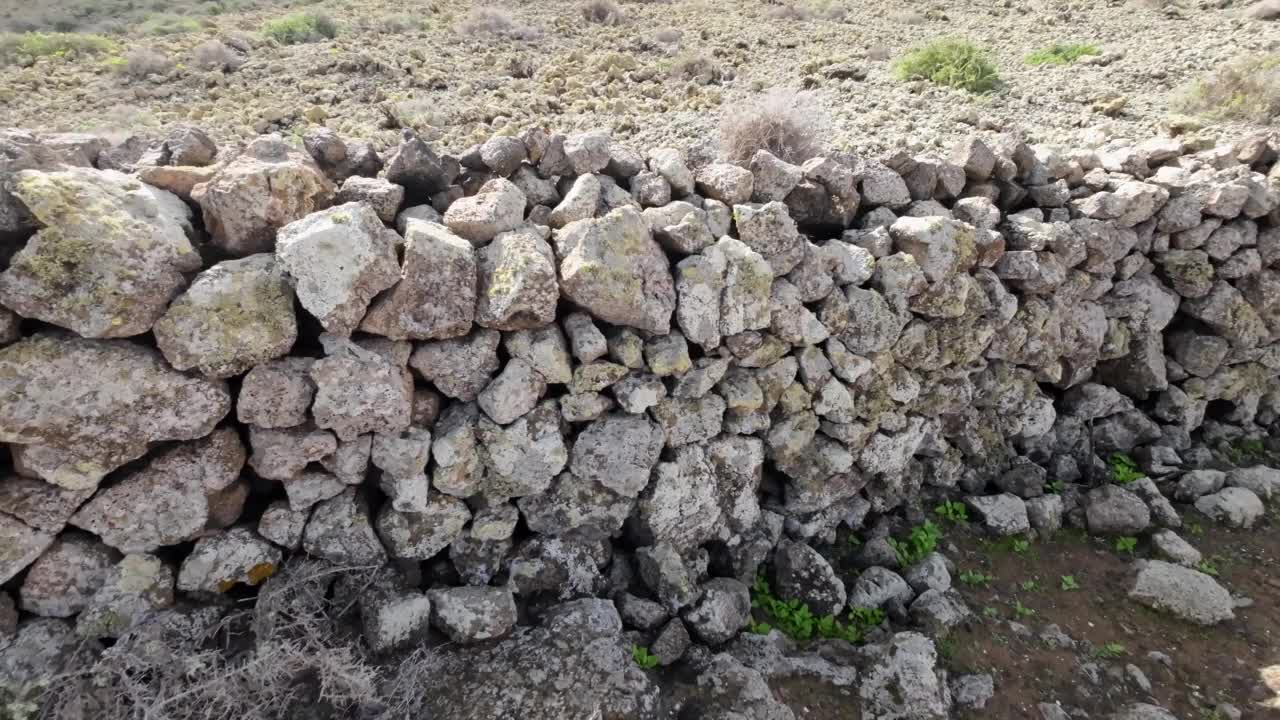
(0, 120, 1279, 719)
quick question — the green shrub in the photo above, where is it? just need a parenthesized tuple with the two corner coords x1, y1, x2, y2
(1108, 453, 1143, 485)
(141, 14, 202, 35)
(892, 38, 1000, 93)
(1177, 54, 1280, 123)
(888, 520, 942, 566)
(631, 645, 659, 669)
(0, 31, 116, 64)
(262, 11, 337, 45)
(1025, 43, 1100, 66)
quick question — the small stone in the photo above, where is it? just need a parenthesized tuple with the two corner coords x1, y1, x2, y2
(410, 328, 501, 401)
(1195, 487, 1264, 528)
(336, 176, 404, 223)
(1129, 560, 1233, 625)
(237, 357, 315, 428)
(428, 586, 518, 644)
(76, 554, 175, 639)
(20, 534, 115, 618)
(443, 178, 526, 246)
(176, 527, 282, 594)
(478, 358, 547, 425)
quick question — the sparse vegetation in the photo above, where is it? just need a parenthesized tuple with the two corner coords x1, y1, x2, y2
(0, 31, 116, 65)
(719, 87, 825, 165)
(1020, 579, 1041, 592)
(632, 644, 660, 669)
(1060, 575, 1080, 591)
(888, 520, 942, 567)
(982, 606, 1000, 618)
(1224, 437, 1275, 465)
(581, 0, 624, 25)
(140, 14, 203, 36)
(1177, 53, 1280, 123)
(1009, 538, 1031, 555)
(1197, 558, 1220, 577)
(892, 38, 1000, 93)
(1025, 42, 1100, 66)
(1108, 453, 1144, 485)
(934, 501, 968, 524)
(1012, 600, 1036, 618)
(262, 11, 337, 45)
(1044, 479, 1065, 494)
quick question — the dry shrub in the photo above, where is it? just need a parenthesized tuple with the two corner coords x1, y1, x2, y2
(456, 7, 541, 39)
(191, 39, 244, 71)
(38, 560, 384, 720)
(767, 4, 811, 20)
(720, 87, 825, 165)
(124, 48, 173, 78)
(1177, 54, 1280, 123)
(581, 0, 625, 24)
(671, 51, 723, 84)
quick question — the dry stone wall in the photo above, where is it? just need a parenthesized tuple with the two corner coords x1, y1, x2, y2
(0, 122, 1279, 664)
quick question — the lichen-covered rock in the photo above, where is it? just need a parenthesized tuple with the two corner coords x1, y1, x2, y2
(0, 167, 200, 337)
(651, 394, 727, 447)
(237, 357, 316, 428)
(518, 471, 635, 538)
(76, 553, 175, 639)
(310, 336, 413, 440)
(335, 175, 403, 223)
(377, 494, 471, 559)
(154, 254, 296, 378)
(1195, 487, 1264, 528)
(360, 220, 476, 340)
(859, 632, 951, 720)
(734, 201, 803, 273)
(682, 577, 751, 645)
(275, 202, 401, 336)
(633, 444, 723, 547)
(570, 413, 665, 497)
(248, 424, 337, 481)
(1084, 485, 1151, 536)
(477, 399, 567, 498)
(360, 585, 432, 653)
(176, 527, 281, 594)
(476, 225, 559, 331)
(772, 540, 846, 616)
(428, 586, 519, 644)
(0, 474, 93, 533)
(302, 489, 387, 565)
(410, 328, 501, 401)
(18, 533, 114, 618)
(478, 358, 547, 425)
(283, 470, 347, 511)
(191, 134, 334, 256)
(555, 206, 676, 334)
(444, 178, 526, 246)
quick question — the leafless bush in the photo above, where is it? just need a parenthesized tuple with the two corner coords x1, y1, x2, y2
(456, 7, 542, 39)
(581, 0, 625, 24)
(124, 48, 173, 79)
(38, 560, 384, 720)
(191, 39, 244, 72)
(767, 4, 811, 20)
(720, 87, 826, 166)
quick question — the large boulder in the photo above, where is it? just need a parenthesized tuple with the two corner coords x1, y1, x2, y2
(153, 254, 297, 378)
(0, 336, 230, 483)
(360, 220, 476, 340)
(0, 167, 199, 338)
(555, 206, 676, 334)
(1128, 560, 1234, 625)
(191, 134, 334, 256)
(275, 202, 401, 336)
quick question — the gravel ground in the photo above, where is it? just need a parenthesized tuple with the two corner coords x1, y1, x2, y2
(0, 0, 1277, 158)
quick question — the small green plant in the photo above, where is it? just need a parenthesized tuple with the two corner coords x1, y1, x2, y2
(748, 619, 772, 634)
(958, 570, 994, 588)
(935, 636, 958, 662)
(1224, 437, 1272, 465)
(751, 575, 877, 644)
(982, 606, 1000, 618)
(1187, 521, 1204, 538)
(1012, 600, 1036, 618)
(1196, 559, 1220, 577)
(888, 520, 942, 567)
(1060, 575, 1080, 591)
(1092, 642, 1126, 659)
(1108, 453, 1144, 485)
(1025, 42, 1101, 66)
(847, 606, 886, 633)
(1114, 536, 1138, 556)
(631, 644, 660, 670)
(1044, 479, 1065, 494)
(1020, 579, 1041, 592)
(934, 501, 968, 524)
(846, 534, 862, 548)
(1009, 538, 1031, 555)
(262, 12, 338, 45)
(892, 38, 1000, 93)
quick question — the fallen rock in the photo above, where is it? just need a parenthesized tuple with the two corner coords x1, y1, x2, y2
(1129, 560, 1234, 625)
(444, 178, 526, 246)
(1195, 487, 1264, 528)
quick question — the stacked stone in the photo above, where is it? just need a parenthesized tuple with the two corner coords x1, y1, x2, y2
(0, 122, 1276, 661)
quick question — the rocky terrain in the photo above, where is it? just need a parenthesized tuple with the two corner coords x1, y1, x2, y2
(0, 0, 1278, 159)
(0, 113, 1278, 720)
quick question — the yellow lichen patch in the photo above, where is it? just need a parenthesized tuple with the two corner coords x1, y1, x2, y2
(217, 578, 237, 593)
(246, 561, 278, 586)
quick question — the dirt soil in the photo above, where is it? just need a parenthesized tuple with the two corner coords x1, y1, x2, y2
(1, 0, 1278, 157)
